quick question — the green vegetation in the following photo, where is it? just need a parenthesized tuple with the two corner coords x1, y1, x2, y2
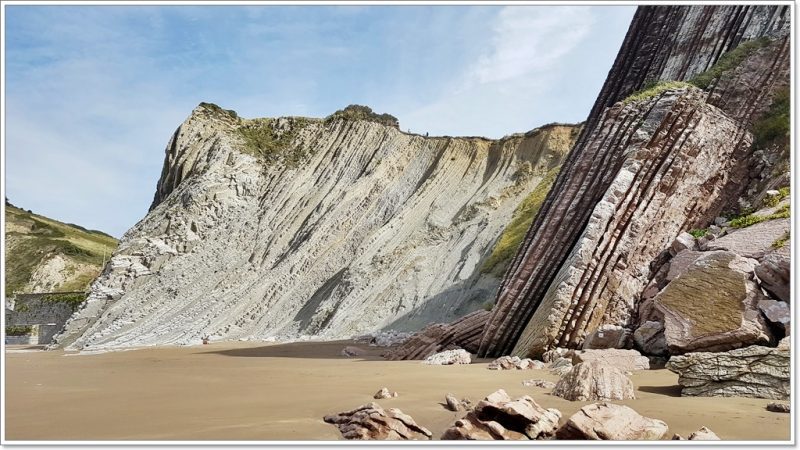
(325, 105, 399, 128)
(236, 118, 313, 167)
(42, 292, 87, 310)
(772, 231, 790, 249)
(729, 204, 790, 229)
(752, 88, 790, 150)
(764, 186, 791, 208)
(690, 37, 771, 89)
(5, 205, 117, 295)
(621, 81, 695, 105)
(481, 166, 561, 277)
(688, 228, 708, 238)
(198, 102, 238, 119)
(5, 325, 33, 336)
(482, 301, 494, 312)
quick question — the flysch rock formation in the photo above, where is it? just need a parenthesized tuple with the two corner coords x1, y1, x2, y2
(476, 4, 789, 358)
(53, 104, 577, 350)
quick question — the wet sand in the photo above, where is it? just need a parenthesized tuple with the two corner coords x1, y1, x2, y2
(4, 340, 790, 441)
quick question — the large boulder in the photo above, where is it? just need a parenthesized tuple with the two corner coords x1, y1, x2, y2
(552, 360, 635, 401)
(633, 321, 668, 356)
(581, 325, 630, 349)
(570, 349, 650, 371)
(667, 345, 789, 399)
(555, 403, 669, 440)
(654, 251, 772, 353)
(323, 403, 432, 440)
(755, 246, 790, 302)
(441, 389, 561, 440)
(423, 349, 471, 365)
(705, 218, 789, 260)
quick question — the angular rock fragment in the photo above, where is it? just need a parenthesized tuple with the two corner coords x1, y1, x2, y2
(441, 389, 561, 440)
(755, 246, 790, 302)
(654, 251, 772, 353)
(423, 348, 471, 365)
(552, 361, 635, 401)
(766, 402, 790, 413)
(706, 218, 789, 260)
(323, 402, 432, 440)
(570, 349, 650, 371)
(758, 299, 790, 335)
(667, 345, 789, 399)
(556, 403, 668, 440)
(373, 387, 398, 399)
(670, 232, 697, 254)
(549, 357, 573, 375)
(341, 346, 365, 357)
(581, 325, 630, 349)
(633, 321, 667, 356)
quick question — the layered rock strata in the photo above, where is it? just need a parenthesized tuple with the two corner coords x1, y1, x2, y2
(54, 107, 575, 349)
(477, 4, 789, 358)
(323, 403, 432, 440)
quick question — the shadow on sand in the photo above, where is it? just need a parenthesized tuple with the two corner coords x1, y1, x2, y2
(638, 384, 683, 397)
(198, 340, 386, 360)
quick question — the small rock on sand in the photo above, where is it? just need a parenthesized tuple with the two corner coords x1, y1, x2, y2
(522, 379, 556, 389)
(324, 402, 432, 440)
(767, 402, 790, 413)
(423, 349, 471, 365)
(444, 393, 460, 411)
(374, 387, 398, 399)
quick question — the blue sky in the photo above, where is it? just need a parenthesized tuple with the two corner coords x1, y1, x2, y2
(4, 5, 635, 237)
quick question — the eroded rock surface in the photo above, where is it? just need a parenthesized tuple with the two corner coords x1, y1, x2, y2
(488, 356, 545, 370)
(423, 349, 471, 365)
(323, 403, 432, 440)
(552, 361, 635, 401)
(570, 349, 650, 371)
(556, 403, 669, 440)
(667, 345, 789, 399)
(383, 310, 489, 360)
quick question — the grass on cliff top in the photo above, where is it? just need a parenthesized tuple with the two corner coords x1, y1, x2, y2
(236, 118, 314, 167)
(325, 105, 399, 129)
(621, 81, 695, 105)
(690, 37, 771, 89)
(480, 165, 561, 277)
(4, 204, 118, 295)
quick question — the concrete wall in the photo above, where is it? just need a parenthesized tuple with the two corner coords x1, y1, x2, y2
(6, 293, 81, 345)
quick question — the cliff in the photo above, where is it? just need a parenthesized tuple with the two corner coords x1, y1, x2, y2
(54, 105, 578, 350)
(478, 4, 790, 358)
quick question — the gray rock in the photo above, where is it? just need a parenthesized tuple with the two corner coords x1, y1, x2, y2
(424, 349, 471, 365)
(705, 218, 790, 260)
(324, 402, 432, 440)
(633, 321, 668, 356)
(581, 325, 630, 350)
(570, 349, 650, 371)
(667, 345, 789, 399)
(552, 361, 635, 401)
(755, 247, 790, 302)
(556, 403, 669, 440)
(714, 216, 728, 226)
(444, 393, 460, 412)
(758, 299, 790, 335)
(671, 232, 697, 254)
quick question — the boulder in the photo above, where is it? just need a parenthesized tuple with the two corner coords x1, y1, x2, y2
(555, 403, 669, 440)
(667, 345, 789, 399)
(373, 387, 398, 399)
(705, 218, 789, 260)
(549, 357, 573, 375)
(323, 403, 432, 440)
(758, 299, 790, 335)
(423, 349, 471, 365)
(581, 325, 630, 349)
(570, 349, 650, 371)
(766, 402, 790, 413)
(633, 321, 668, 356)
(654, 251, 772, 354)
(687, 426, 720, 440)
(341, 346, 366, 357)
(552, 361, 635, 401)
(444, 393, 460, 412)
(665, 250, 704, 281)
(441, 389, 561, 440)
(755, 247, 790, 302)
(522, 379, 556, 389)
(487, 356, 545, 370)
(670, 232, 697, 254)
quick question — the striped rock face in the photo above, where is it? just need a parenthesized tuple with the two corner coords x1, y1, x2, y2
(54, 105, 577, 350)
(477, 4, 790, 358)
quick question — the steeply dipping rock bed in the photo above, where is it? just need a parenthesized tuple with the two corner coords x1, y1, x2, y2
(54, 104, 578, 350)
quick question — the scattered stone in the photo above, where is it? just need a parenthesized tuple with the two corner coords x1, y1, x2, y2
(441, 389, 561, 440)
(323, 402, 432, 440)
(758, 299, 790, 335)
(341, 346, 366, 357)
(444, 393, 460, 411)
(423, 348, 471, 365)
(667, 345, 789, 399)
(766, 402, 790, 413)
(522, 379, 556, 389)
(688, 426, 720, 440)
(487, 355, 545, 370)
(555, 403, 668, 440)
(670, 232, 697, 254)
(373, 387, 398, 399)
(655, 251, 772, 353)
(755, 247, 790, 302)
(570, 349, 650, 371)
(581, 324, 630, 349)
(705, 218, 790, 260)
(714, 216, 728, 227)
(552, 361, 635, 401)
(633, 321, 668, 356)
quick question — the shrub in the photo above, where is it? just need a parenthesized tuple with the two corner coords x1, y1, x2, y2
(325, 105, 399, 128)
(43, 293, 87, 309)
(690, 37, 771, 89)
(763, 186, 790, 208)
(752, 88, 789, 149)
(621, 81, 695, 105)
(688, 228, 708, 238)
(729, 204, 790, 229)
(5, 325, 33, 336)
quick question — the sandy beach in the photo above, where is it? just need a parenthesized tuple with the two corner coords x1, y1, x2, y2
(4, 340, 790, 441)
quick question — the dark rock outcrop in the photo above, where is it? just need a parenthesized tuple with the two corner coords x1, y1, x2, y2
(383, 310, 489, 360)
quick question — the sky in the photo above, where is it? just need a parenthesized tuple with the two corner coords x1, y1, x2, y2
(4, 5, 636, 238)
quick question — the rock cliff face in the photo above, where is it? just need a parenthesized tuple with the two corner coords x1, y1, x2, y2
(477, 4, 790, 358)
(54, 104, 577, 350)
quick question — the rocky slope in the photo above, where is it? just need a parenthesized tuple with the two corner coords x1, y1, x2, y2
(54, 105, 578, 350)
(476, 4, 790, 358)
(4, 201, 118, 295)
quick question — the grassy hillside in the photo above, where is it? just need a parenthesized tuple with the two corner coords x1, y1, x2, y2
(5, 202, 118, 295)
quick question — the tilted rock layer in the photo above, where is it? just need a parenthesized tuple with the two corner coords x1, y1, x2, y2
(54, 106, 576, 349)
(477, 4, 789, 358)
